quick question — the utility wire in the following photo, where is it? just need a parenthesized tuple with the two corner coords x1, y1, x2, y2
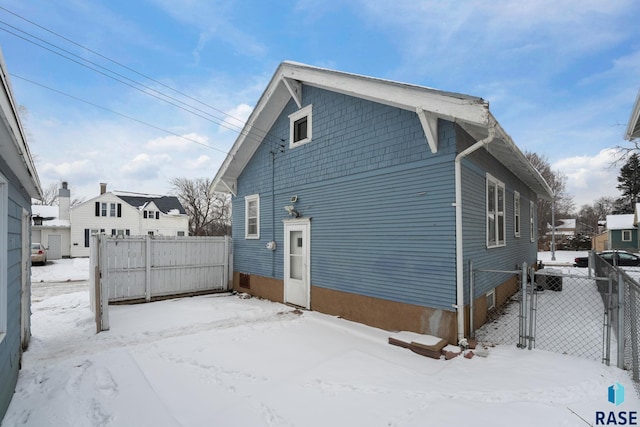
(0, 20, 286, 154)
(0, 5, 248, 129)
(0, 6, 283, 150)
(11, 73, 232, 156)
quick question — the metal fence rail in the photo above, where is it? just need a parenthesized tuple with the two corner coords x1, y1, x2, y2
(474, 252, 640, 398)
(592, 254, 640, 397)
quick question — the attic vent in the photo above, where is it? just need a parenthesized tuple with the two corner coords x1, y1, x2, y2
(239, 273, 251, 289)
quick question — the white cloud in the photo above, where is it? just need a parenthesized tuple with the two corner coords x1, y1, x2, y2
(40, 160, 99, 183)
(553, 148, 621, 208)
(120, 153, 173, 180)
(145, 133, 208, 151)
(184, 154, 212, 170)
(218, 103, 252, 133)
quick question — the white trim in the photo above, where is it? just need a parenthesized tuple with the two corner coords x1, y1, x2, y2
(283, 218, 311, 309)
(530, 201, 536, 242)
(416, 107, 438, 153)
(486, 290, 495, 311)
(622, 229, 633, 242)
(486, 173, 506, 248)
(244, 194, 260, 239)
(289, 104, 313, 148)
(0, 172, 8, 340)
(514, 191, 521, 238)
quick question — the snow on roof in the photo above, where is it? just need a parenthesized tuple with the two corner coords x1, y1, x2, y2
(32, 205, 59, 218)
(606, 214, 635, 230)
(556, 218, 576, 229)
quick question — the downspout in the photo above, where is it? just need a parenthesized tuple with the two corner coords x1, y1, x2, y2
(454, 121, 496, 344)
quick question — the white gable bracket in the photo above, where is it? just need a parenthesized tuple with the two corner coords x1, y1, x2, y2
(416, 107, 438, 154)
(282, 77, 302, 109)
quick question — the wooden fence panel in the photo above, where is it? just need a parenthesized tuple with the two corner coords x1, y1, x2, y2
(94, 235, 231, 303)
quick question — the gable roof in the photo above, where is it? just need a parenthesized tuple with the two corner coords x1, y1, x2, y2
(212, 61, 552, 200)
(0, 47, 41, 199)
(626, 89, 640, 140)
(116, 194, 187, 215)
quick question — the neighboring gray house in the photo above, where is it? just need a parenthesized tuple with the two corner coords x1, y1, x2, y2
(213, 62, 552, 344)
(0, 48, 42, 420)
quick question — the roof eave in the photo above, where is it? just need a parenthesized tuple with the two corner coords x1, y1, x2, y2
(625, 89, 640, 141)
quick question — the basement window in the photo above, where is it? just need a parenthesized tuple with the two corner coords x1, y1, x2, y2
(289, 104, 313, 148)
(486, 290, 496, 311)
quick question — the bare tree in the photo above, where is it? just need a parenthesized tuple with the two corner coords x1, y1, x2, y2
(33, 182, 59, 206)
(170, 177, 231, 236)
(525, 151, 575, 239)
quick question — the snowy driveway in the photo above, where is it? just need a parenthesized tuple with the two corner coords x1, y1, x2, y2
(2, 258, 638, 426)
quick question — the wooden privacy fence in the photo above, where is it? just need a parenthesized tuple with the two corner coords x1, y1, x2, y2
(90, 235, 232, 331)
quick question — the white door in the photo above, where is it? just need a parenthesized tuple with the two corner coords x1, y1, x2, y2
(48, 234, 62, 260)
(284, 219, 310, 309)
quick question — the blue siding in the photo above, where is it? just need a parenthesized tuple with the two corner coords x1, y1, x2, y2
(609, 229, 638, 250)
(461, 142, 538, 301)
(234, 86, 459, 310)
(0, 159, 31, 420)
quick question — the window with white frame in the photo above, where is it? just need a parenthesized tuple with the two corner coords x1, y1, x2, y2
(245, 194, 260, 239)
(486, 290, 496, 311)
(110, 203, 116, 217)
(486, 174, 506, 248)
(0, 173, 7, 340)
(101, 202, 107, 217)
(514, 191, 521, 238)
(622, 230, 633, 242)
(530, 201, 535, 242)
(289, 104, 313, 148)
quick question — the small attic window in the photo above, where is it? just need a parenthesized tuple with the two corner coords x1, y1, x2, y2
(289, 104, 312, 148)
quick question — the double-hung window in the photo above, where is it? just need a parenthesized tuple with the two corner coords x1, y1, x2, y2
(245, 194, 260, 239)
(486, 174, 506, 248)
(622, 230, 633, 242)
(514, 191, 521, 238)
(289, 105, 313, 148)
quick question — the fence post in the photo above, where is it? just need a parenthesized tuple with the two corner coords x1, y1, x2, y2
(618, 272, 625, 369)
(145, 235, 151, 302)
(518, 263, 528, 349)
(99, 235, 110, 331)
(528, 265, 536, 350)
(630, 286, 639, 382)
(224, 235, 230, 291)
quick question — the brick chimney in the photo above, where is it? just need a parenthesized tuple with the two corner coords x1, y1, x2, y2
(100, 182, 107, 195)
(59, 181, 70, 221)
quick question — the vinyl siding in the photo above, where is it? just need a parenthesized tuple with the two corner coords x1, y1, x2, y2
(233, 85, 459, 310)
(460, 134, 538, 302)
(609, 229, 638, 251)
(0, 166, 31, 419)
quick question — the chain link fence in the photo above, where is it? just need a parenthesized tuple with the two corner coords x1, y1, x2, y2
(473, 253, 640, 397)
(593, 254, 640, 398)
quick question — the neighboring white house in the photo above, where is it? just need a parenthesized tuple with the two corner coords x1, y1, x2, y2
(41, 182, 189, 258)
(32, 182, 71, 259)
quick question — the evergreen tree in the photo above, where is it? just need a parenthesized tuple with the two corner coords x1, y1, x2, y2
(616, 154, 640, 213)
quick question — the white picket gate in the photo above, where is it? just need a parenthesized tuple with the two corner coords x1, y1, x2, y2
(90, 235, 232, 331)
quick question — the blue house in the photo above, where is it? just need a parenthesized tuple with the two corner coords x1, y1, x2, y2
(0, 49, 42, 419)
(212, 62, 552, 344)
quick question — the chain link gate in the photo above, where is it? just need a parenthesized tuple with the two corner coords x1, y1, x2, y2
(473, 262, 613, 363)
(474, 252, 640, 397)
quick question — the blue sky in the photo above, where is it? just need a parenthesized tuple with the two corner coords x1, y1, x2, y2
(0, 0, 639, 208)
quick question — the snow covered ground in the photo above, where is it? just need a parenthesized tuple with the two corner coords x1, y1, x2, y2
(2, 255, 639, 426)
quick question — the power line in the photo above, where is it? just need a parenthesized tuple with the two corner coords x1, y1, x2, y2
(0, 6, 283, 150)
(0, 5, 248, 129)
(11, 73, 232, 156)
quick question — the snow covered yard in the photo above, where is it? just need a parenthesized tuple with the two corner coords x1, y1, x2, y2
(2, 257, 639, 426)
